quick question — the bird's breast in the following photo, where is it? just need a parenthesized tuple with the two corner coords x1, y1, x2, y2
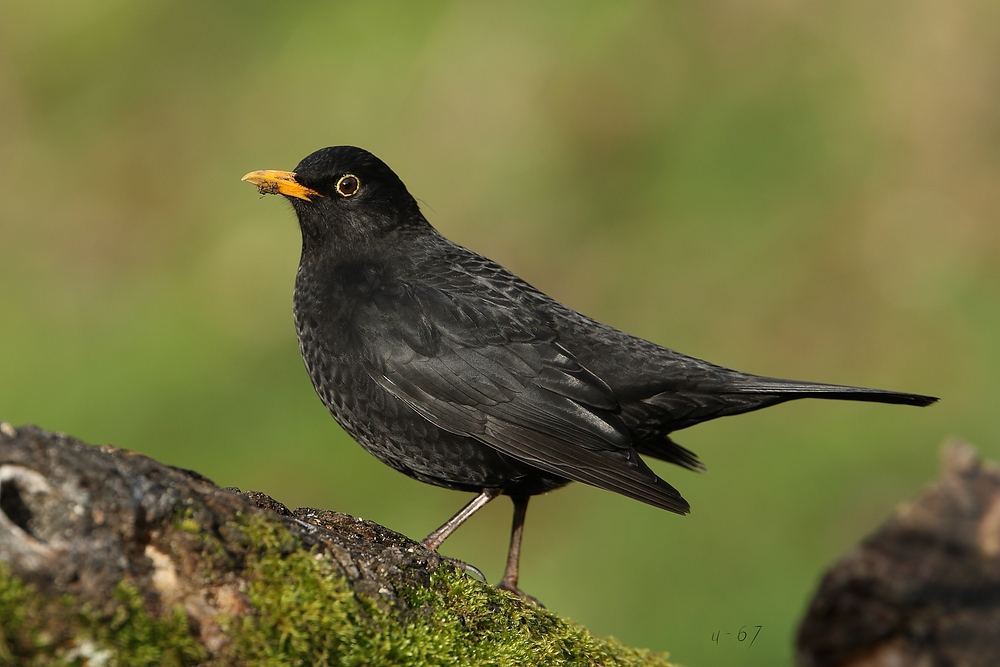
(292, 257, 410, 425)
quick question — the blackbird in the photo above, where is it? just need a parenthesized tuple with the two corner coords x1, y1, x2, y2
(243, 146, 936, 599)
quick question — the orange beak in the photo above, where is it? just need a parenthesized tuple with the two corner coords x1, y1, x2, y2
(241, 170, 322, 202)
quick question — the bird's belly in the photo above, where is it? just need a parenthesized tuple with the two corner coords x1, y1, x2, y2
(299, 336, 567, 496)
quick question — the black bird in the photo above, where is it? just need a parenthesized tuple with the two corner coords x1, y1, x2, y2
(243, 146, 936, 599)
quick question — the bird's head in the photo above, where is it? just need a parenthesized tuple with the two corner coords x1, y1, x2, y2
(243, 146, 425, 251)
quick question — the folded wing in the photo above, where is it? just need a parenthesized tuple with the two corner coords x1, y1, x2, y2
(364, 283, 689, 514)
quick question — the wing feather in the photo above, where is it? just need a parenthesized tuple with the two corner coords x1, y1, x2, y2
(365, 283, 690, 514)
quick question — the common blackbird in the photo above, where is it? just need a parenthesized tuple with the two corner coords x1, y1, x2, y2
(243, 146, 936, 599)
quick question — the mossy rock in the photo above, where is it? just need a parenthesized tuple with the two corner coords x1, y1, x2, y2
(0, 424, 674, 666)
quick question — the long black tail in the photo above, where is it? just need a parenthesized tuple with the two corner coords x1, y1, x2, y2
(629, 373, 936, 469)
(730, 376, 938, 407)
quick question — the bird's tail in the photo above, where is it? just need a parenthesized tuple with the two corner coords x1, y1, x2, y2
(728, 376, 938, 407)
(630, 373, 935, 471)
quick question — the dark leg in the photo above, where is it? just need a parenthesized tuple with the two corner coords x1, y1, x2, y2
(421, 488, 500, 552)
(496, 495, 541, 605)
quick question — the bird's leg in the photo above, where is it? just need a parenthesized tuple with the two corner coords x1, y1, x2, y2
(498, 495, 528, 591)
(421, 488, 500, 552)
(496, 495, 542, 605)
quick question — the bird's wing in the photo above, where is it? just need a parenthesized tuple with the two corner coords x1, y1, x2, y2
(362, 283, 689, 513)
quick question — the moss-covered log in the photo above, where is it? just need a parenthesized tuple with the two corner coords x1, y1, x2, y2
(0, 423, 674, 666)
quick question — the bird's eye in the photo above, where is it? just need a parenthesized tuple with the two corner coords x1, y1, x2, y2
(336, 174, 360, 197)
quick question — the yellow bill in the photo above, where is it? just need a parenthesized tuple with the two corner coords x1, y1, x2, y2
(241, 170, 322, 202)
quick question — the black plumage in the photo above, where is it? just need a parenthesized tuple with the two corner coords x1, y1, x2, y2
(243, 146, 936, 599)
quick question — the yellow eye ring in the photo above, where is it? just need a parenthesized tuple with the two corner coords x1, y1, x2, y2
(336, 174, 361, 197)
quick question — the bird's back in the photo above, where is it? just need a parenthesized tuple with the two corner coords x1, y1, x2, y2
(400, 234, 934, 469)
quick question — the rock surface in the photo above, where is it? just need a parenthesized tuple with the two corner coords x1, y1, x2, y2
(797, 441, 1000, 667)
(0, 423, 673, 666)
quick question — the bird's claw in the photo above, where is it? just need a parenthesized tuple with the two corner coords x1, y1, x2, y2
(440, 556, 487, 583)
(496, 580, 545, 607)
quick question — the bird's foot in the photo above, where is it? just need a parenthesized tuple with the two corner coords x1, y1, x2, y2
(496, 579, 545, 607)
(440, 556, 487, 583)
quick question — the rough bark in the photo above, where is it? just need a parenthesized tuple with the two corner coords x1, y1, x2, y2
(798, 441, 1000, 667)
(0, 423, 672, 666)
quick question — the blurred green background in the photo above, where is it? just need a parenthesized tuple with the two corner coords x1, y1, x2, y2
(1, 1, 997, 665)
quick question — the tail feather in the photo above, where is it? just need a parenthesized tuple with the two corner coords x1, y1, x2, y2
(625, 375, 937, 468)
(633, 435, 706, 472)
(730, 376, 938, 407)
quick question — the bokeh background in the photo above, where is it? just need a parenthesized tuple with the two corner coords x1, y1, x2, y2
(1, 2, 997, 665)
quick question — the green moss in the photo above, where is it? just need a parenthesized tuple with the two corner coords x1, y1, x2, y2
(230, 515, 374, 664)
(406, 568, 673, 667)
(0, 562, 204, 667)
(81, 582, 207, 667)
(231, 517, 675, 667)
(0, 562, 36, 665)
(1, 517, 674, 666)
(173, 505, 202, 535)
